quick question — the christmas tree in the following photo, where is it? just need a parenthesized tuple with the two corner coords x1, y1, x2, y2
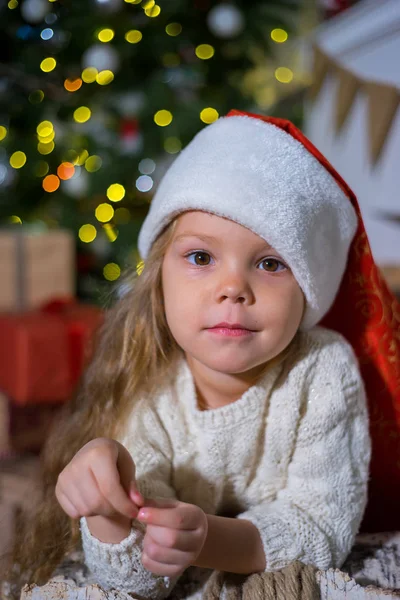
(0, 0, 311, 302)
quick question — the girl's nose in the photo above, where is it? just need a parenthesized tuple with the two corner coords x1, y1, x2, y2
(215, 272, 254, 305)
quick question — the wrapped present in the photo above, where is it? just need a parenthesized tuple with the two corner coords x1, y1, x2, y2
(0, 228, 75, 312)
(0, 391, 62, 458)
(0, 298, 104, 405)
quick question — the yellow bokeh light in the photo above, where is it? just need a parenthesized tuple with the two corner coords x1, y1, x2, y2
(136, 260, 145, 276)
(82, 67, 98, 83)
(200, 107, 219, 124)
(10, 151, 27, 169)
(96, 70, 114, 85)
(85, 155, 102, 172)
(271, 28, 288, 43)
(125, 29, 142, 43)
(124, 0, 142, 3)
(34, 161, 49, 177)
(195, 44, 214, 60)
(107, 183, 125, 202)
(37, 131, 55, 144)
(103, 223, 118, 242)
(36, 120, 54, 137)
(0, 126, 7, 141)
(73, 106, 91, 123)
(42, 174, 60, 192)
(40, 57, 56, 72)
(165, 22, 182, 36)
(114, 207, 131, 224)
(103, 263, 121, 281)
(142, 0, 154, 7)
(28, 90, 44, 104)
(145, 4, 161, 16)
(164, 136, 181, 154)
(95, 203, 114, 223)
(8, 0, 18, 8)
(98, 28, 115, 42)
(37, 141, 55, 155)
(79, 224, 97, 243)
(64, 78, 82, 92)
(73, 149, 89, 166)
(275, 67, 293, 83)
(154, 110, 173, 127)
(9, 215, 22, 224)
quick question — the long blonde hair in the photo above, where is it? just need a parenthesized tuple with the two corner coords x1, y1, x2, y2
(1, 218, 182, 598)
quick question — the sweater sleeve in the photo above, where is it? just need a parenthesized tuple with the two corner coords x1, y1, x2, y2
(80, 400, 180, 599)
(237, 338, 371, 572)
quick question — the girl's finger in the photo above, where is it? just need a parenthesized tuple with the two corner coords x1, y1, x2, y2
(92, 463, 138, 518)
(145, 524, 199, 552)
(56, 490, 81, 520)
(141, 552, 183, 577)
(77, 467, 121, 517)
(138, 504, 198, 530)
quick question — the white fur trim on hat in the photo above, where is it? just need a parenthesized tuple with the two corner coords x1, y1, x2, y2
(138, 115, 358, 330)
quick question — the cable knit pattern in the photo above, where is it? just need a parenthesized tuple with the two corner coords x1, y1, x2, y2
(80, 326, 371, 599)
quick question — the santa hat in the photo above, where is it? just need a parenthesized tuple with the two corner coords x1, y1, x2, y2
(138, 109, 400, 533)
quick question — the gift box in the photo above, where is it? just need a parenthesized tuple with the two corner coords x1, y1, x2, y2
(0, 228, 75, 312)
(0, 298, 104, 405)
(0, 391, 62, 458)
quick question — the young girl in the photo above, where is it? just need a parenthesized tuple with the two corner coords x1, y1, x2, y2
(4, 110, 399, 600)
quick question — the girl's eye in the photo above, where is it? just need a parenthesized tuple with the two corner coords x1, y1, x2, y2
(258, 258, 287, 273)
(186, 251, 212, 266)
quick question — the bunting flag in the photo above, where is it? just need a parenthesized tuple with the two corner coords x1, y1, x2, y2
(309, 45, 400, 164)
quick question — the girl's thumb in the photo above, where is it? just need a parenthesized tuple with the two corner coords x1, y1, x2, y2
(129, 481, 144, 506)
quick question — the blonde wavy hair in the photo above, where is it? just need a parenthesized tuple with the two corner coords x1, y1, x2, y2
(1, 218, 182, 598)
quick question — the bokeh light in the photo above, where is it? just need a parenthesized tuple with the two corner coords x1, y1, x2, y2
(9, 215, 22, 224)
(275, 67, 293, 83)
(98, 28, 114, 42)
(79, 224, 97, 243)
(195, 44, 214, 60)
(95, 203, 114, 222)
(42, 174, 60, 192)
(107, 183, 125, 201)
(271, 29, 288, 43)
(82, 67, 98, 83)
(96, 70, 114, 85)
(41, 28, 54, 40)
(34, 161, 49, 177)
(165, 23, 182, 36)
(103, 223, 118, 242)
(154, 110, 172, 126)
(136, 175, 153, 192)
(37, 141, 55, 155)
(145, 4, 161, 17)
(57, 162, 75, 180)
(28, 90, 44, 104)
(10, 151, 27, 169)
(40, 57, 56, 72)
(73, 107, 91, 123)
(164, 137, 181, 154)
(0, 126, 7, 141)
(114, 207, 131, 223)
(37, 120, 53, 137)
(125, 30, 142, 43)
(103, 263, 121, 281)
(200, 107, 219, 124)
(8, 0, 18, 8)
(136, 260, 145, 276)
(85, 155, 102, 172)
(64, 78, 82, 92)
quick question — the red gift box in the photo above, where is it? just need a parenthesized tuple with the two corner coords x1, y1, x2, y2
(0, 297, 104, 405)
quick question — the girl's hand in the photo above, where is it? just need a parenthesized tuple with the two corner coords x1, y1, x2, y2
(55, 438, 145, 521)
(137, 498, 208, 577)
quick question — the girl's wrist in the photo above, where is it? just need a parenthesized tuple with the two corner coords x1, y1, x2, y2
(85, 513, 132, 543)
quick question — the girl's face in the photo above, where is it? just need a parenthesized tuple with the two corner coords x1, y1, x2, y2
(161, 211, 304, 376)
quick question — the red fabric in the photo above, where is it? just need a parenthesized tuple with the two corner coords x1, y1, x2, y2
(227, 109, 400, 533)
(0, 297, 104, 406)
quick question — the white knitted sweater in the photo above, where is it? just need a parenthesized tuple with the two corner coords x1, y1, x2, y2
(80, 326, 371, 599)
